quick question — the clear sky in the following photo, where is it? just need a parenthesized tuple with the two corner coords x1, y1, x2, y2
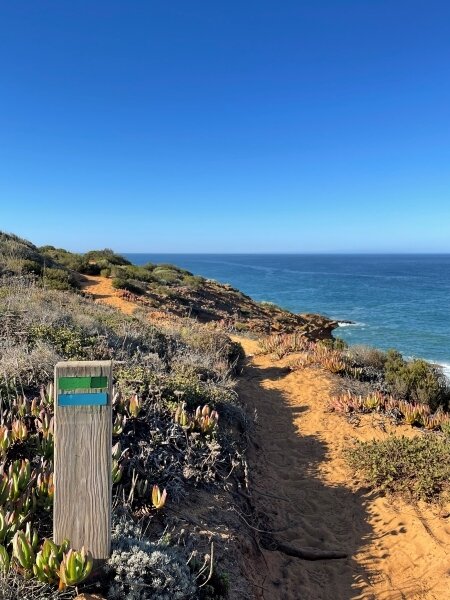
(1, 1, 450, 252)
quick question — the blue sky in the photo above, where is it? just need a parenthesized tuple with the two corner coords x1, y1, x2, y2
(1, 1, 450, 252)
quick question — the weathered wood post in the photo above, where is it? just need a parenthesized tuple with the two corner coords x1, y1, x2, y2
(54, 360, 112, 560)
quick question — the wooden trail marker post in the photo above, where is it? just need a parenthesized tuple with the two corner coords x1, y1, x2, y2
(54, 360, 112, 560)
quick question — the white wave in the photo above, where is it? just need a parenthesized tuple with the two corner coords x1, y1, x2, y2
(337, 321, 366, 328)
(434, 362, 450, 380)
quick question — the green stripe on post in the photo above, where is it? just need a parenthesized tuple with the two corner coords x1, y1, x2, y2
(59, 376, 108, 391)
(91, 376, 108, 388)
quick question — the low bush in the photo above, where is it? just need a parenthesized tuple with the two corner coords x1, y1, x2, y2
(152, 268, 181, 285)
(345, 435, 450, 502)
(106, 518, 197, 600)
(346, 345, 386, 370)
(84, 248, 131, 266)
(384, 350, 449, 411)
(42, 267, 78, 290)
(111, 278, 145, 295)
(319, 337, 348, 351)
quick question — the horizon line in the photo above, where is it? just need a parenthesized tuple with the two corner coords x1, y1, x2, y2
(118, 251, 450, 256)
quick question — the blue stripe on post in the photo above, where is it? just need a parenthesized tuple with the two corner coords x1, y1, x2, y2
(58, 393, 108, 407)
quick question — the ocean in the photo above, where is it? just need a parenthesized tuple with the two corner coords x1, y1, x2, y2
(124, 254, 450, 375)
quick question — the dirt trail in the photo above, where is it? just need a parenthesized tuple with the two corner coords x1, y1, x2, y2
(235, 337, 450, 600)
(79, 276, 450, 599)
(79, 274, 138, 314)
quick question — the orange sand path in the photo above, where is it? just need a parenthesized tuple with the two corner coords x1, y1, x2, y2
(235, 336, 450, 600)
(80, 275, 450, 599)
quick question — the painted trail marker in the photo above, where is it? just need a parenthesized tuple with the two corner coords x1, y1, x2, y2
(54, 360, 112, 560)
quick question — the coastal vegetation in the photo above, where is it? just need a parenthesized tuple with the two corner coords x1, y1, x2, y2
(0, 233, 252, 598)
(259, 331, 450, 503)
(2, 230, 450, 597)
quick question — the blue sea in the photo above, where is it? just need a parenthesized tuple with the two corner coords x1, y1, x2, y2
(125, 254, 450, 375)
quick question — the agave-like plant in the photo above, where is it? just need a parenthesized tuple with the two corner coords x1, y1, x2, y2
(35, 409, 54, 439)
(36, 471, 54, 510)
(112, 413, 126, 436)
(11, 419, 28, 443)
(39, 383, 54, 408)
(112, 459, 123, 484)
(362, 391, 386, 411)
(33, 539, 62, 584)
(151, 484, 167, 510)
(174, 403, 192, 430)
(0, 427, 11, 456)
(0, 544, 9, 573)
(196, 407, 219, 434)
(58, 547, 93, 590)
(127, 394, 141, 418)
(12, 530, 35, 574)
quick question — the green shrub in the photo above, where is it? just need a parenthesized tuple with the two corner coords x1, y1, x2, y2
(319, 337, 348, 351)
(111, 278, 145, 295)
(11, 258, 42, 275)
(84, 249, 131, 266)
(80, 262, 102, 275)
(42, 267, 77, 290)
(345, 435, 450, 502)
(152, 268, 180, 284)
(101, 267, 111, 278)
(182, 274, 203, 289)
(28, 324, 99, 359)
(384, 350, 449, 410)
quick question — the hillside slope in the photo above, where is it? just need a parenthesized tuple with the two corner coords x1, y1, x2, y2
(0, 231, 338, 338)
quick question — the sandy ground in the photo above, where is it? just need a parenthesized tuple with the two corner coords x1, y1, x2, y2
(80, 275, 450, 599)
(235, 336, 450, 600)
(78, 274, 138, 314)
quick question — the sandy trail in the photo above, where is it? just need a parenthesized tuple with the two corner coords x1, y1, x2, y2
(235, 337, 450, 600)
(78, 274, 138, 314)
(79, 276, 450, 599)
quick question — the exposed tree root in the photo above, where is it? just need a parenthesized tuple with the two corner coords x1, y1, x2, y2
(271, 540, 347, 561)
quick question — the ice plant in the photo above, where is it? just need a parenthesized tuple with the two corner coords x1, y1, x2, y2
(0, 427, 11, 456)
(12, 530, 35, 573)
(0, 544, 9, 573)
(174, 403, 192, 430)
(39, 382, 54, 407)
(112, 459, 123, 484)
(128, 394, 141, 418)
(24, 522, 39, 551)
(113, 413, 126, 436)
(151, 484, 167, 509)
(58, 547, 93, 589)
(36, 471, 54, 509)
(33, 539, 62, 584)
(11, 419, 28, 442)
(35, 409, 54, 439)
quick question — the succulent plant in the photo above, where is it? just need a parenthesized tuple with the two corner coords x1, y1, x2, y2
(11, 419, 28, 443)
(363, 391, 385, 411)
(174, 403, 193, 430)
(0, 543, 10, 573)
(36, 470, 54, 510)
(151, 485, 167, 510)
(33, 539, 62, 584)
(12, 530, 35, 573)
(39, 383, 54, 407)
(58, 546, 93, 589)
(128, 394, 141, 418)
(112, 459, 123, 484)
(35, 409, 54, 439)
(113, 413, 127, 436)
(0, 427, 11, 456)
